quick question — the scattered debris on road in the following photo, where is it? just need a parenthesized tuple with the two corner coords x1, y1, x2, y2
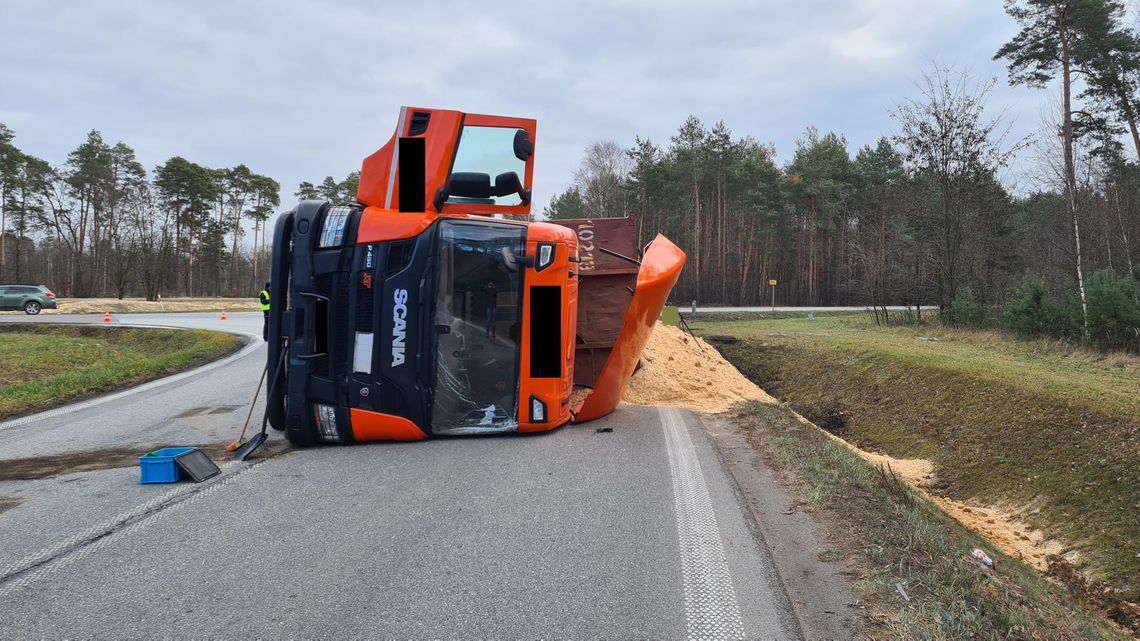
(139, 447, 221, 484)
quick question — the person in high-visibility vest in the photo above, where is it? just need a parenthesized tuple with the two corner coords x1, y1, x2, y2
(259, 282, 270, 341)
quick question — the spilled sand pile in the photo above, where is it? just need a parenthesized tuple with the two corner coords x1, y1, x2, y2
(623, 322, 776, 412)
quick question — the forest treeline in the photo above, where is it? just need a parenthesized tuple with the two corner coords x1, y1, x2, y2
(545, 0, 1140, 349)
(0, 127, 281, 299)
(3, 0, 1140, 349)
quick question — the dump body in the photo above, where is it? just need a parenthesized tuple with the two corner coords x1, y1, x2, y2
(267, 107, 683, 445)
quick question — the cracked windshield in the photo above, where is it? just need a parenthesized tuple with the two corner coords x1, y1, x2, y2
(431, 219, 525, 433)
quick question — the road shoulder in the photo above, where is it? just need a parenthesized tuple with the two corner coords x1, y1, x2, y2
(698, 410, 859, 640)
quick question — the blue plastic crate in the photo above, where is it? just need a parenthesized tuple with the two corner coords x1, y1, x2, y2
(138, 447, 195, 484)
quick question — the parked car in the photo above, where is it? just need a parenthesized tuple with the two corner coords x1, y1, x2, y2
(0, 285, 58, 314)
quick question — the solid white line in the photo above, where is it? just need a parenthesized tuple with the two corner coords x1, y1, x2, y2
(660, 406, 745, 641)
(0, 329, 262, 432)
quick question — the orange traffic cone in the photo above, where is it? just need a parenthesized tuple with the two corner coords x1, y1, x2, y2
(220, 309, 227, 321)
(103, 311, 111, 323)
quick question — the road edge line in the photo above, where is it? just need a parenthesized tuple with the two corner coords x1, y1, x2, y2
(661, 406, 746, 641)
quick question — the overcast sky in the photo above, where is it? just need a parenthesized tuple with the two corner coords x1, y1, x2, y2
(3, 0, 1048, 216)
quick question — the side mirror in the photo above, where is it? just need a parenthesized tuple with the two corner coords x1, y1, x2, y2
(494, 171, 530, 205)
(450, 172, 493, 198)
(493, 172, 522, 197)
(513, 129, 533, 161)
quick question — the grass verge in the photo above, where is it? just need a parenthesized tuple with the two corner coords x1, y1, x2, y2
(731, 401, 1129, 639)
(0, 325, 241, 419)
(698, 314, 1139, 629)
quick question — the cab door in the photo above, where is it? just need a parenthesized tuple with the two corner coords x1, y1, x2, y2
(436, 112, 537, 218)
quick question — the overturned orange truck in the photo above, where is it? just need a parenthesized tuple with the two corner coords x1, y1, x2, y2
(266, 107, 685, 445)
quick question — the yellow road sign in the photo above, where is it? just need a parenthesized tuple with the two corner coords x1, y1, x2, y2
(768, 279, 777, 286)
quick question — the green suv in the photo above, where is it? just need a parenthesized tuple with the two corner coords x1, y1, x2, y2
(0, 285, 58, 315)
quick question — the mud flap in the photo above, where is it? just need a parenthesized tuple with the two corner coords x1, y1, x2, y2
(572, 234, 686, 422)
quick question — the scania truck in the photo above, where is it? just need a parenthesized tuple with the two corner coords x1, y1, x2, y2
(266, 107, 685, 446)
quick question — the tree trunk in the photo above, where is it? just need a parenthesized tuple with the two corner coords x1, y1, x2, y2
(692, 170, 701, 304)
(0, 186, 7, 282)
(1111, 183, 1135, 283)
(1060, 11, 1089, 333)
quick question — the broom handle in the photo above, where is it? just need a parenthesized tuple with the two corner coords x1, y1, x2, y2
(238, 365, 268, 442)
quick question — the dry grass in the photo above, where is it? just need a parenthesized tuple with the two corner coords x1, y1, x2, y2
(0, 297, 261, 315)
(732, 401, 1131, 639)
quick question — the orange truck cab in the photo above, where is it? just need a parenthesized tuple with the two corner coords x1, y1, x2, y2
(266, 107, 683, 445)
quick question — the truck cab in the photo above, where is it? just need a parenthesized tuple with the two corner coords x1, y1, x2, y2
(267, 108, 579, 445)
(267, 106, 684, 446)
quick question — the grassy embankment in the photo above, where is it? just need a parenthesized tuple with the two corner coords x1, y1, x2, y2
(691, 313, 1139, 633)
(0, 325, 241, 419)
(732, 401, 1129, 639)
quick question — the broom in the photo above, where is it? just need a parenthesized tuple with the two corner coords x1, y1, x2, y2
(226, 364, 268, 452)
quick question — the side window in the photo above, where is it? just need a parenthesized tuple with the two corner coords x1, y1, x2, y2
(16, 286, 36, 294)
(446, 126, 527, 206)
(0, 287, 8, 295)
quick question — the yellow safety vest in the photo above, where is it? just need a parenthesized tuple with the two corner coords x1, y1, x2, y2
(259, 290, 270, 311)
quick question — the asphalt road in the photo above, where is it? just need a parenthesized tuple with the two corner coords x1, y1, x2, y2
(0, 312, 803, 639)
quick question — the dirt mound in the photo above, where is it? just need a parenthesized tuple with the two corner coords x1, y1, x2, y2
(623, 323, 776, 412)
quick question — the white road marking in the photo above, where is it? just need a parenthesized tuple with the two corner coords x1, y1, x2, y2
(0, 329, 261, 432)
(660, 406, 745, 641)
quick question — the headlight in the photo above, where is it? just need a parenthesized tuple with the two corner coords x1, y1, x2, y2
(318, 206, 352, 248)
(535, 243, 555, 272)
(529, 395, 547, 423)
(314, 404, 341, 441)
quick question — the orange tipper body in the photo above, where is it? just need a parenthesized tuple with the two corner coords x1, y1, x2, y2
(265, 107, 683, 446)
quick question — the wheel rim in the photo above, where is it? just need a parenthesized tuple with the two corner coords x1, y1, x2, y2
(26, 302, 40, 314)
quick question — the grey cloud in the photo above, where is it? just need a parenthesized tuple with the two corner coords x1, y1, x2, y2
(2, 0, 1039, 223)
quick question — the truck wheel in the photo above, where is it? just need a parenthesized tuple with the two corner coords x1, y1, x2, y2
(24, 301, 41, 315)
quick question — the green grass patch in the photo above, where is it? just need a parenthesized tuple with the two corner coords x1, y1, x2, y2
(0, 325, 241, 419)
(731, 402, 1130, 639)
(698, 314, 1140, 611)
